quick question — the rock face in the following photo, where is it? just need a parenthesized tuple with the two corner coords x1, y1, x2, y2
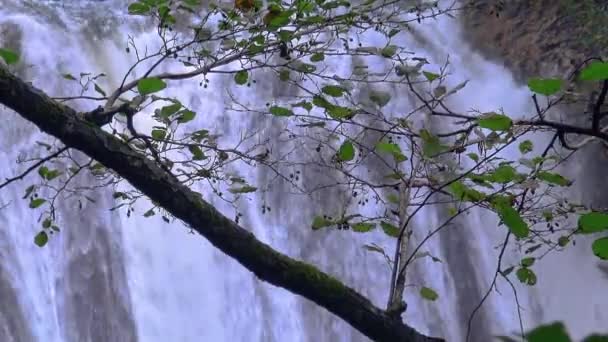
(460, 0, 608, 83)
(461, 0, 608, 204)
(460, 0, 608, 207)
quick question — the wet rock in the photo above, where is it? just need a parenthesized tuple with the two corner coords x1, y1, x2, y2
(460, 0, 608, 206)
(461, 0, 608, 82)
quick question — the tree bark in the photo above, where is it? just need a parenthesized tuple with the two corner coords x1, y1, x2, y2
(0, 67, 443, 341)
(388, 182, 412, 317)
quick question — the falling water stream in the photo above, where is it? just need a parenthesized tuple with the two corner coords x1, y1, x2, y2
(0, 1, 607, 342)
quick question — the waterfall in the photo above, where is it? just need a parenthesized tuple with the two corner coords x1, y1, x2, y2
(1, 1, 606, 341)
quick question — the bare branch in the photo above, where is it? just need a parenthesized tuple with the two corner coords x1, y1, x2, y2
(0, 147, 68, 190)
(0, 55, 442, 342)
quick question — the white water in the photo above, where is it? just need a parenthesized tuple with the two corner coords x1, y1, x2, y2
(1, 1, 607, 341)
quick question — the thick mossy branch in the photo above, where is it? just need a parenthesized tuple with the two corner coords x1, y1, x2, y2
(0, 67, 443, 342)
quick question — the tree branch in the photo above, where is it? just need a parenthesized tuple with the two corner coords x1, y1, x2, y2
(0, 67, 442, 342)
(592, 80, 608, 132)
(0, 147, 68, 190)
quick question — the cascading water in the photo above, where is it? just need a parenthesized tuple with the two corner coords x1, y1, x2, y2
(1, 1, 606, 342)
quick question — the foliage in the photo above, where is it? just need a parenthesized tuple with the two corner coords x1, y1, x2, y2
(498, 321, 608, 342)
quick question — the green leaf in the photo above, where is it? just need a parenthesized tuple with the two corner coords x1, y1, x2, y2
(578, 212, 608, 234)
(321, 85, 345, 97)
(248, 44, 264, 55)
(477, 112, 512, 131)
(42, 217, 52, 229)
(337, 141, 355, 162)
(269, 106, 293, 117)
(160, 103, 181, 118)
(320, 0, 349, 9)
(312, 216, 333, 230)
(188, 145, 206, 160)
(312, 95, 354, 119)
(583, 334, 608, 342)
(143, 209, 155, 217)
(234, 70, 248, 85)
(177, 110, 196, 123)
(433, 85, 446, 98)
(191, 129, 209, 142)
(228, 185, 258, 194)
(252, 35, 265, 45)
(468, 174, 492, 188)
(137, 77, 167, 95)
(44, 170, 61, 181)
(375, 142, 400, 155)
(380, 45, 397, 58)
(160, 9, 179, 24)
(351, 222, 375, 232)
(0, 47, 19, 65)
(375, 142, 407, 162)
(151, 129, 167, 140)
(279, 70, 290, 81)
(312, 95, 332, 109)
(387, 193, 399, 204)
(268, 11, 292, 29)
(419, 286, 438, 301)
(494, 201, 529, 238)
(277, 30, 293, 42)
(300, 15, 325, 24)
(592, 237, 608, 260)
(490, 164, 518, 184)
(94, 83, 107, 96)
(62, 73, 77, 81)
(128, 2, 151, 15)
(516, 267, 537, 286)
(380, 221, 400, 237)
(34, 231, 49, 247)
(467, 153, 479, 162)
(183, 0, 202, 7)
(326, 105, 354, 119)
(369, 90, 391, 107)
(293, 62, 316, 73)
(521, 257, 535, 267)
(422, 71, 440, 82)
(419, 129, 445, 158)
(449, 181, 485, 202)
(526, 322, 571, 342)
(388, 29, 400, 37)
(527, 78, 563, 96)
(537, 171, 571, 186)
(23, 185, 35, 199)
(38, 166, 49, 179)
(579, 61, 608, 81)
(558, 236, 570, 247)
(29, 198, 46, 209)
(310, 52, 325, 62)
(292, 101, 312, 112)
(519, 140, 533, 154)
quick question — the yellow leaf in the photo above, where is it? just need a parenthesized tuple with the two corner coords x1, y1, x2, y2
(235, 0, 254, 11)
